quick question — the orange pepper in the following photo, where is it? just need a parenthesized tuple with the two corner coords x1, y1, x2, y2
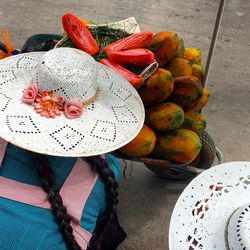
(100, 59, 143, 89)
(104, 31, 153, 56)
(108, 48, 155, 67)
(62, 13, 99, 55)
(1, 29, 14, 54)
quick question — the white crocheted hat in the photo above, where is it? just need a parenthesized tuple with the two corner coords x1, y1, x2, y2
(169, 161, 250, 250)
(0, 48, 144, 157)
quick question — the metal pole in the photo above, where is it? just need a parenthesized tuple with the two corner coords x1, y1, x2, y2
(203, 0, 227, 88)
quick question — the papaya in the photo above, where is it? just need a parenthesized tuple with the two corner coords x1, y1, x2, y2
(119, 124, 156, 157)
(150, 31, 179, 66)
(139, 68, 174, 107)
(192, 63, 204, 82)
(152, 128, 202, 164)
(175, 37, 185, 57)
(145, 103, 184, 133)
(190, 88, 210, 112)
(169, 76, 203, 111)
(181, 112, 206, 134)
(166, 58, 193, 77)
(182, 48, 201, 65)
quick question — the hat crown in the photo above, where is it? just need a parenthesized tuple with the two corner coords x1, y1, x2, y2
(35, 48, 98, 101)
(227, 203, 250, 249)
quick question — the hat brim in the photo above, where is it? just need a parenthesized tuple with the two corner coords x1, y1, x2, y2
(0, 52, 145, 157)
(169, 161, 250, 250)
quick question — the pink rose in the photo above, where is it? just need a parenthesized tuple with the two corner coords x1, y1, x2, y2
(64, 100, 83, 119)
(21, 83, 39, 104)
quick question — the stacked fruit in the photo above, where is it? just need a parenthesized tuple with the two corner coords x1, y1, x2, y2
(59, 13, 209, 165)
(120, 31, 210, 164)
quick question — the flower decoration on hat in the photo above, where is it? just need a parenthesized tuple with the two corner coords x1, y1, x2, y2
(64, 100, 83, 119)
(21, 83, 39, 104)
(21, 83, 99, 119)
(33, 91, 64, 118)
(22, 83, 64, 118)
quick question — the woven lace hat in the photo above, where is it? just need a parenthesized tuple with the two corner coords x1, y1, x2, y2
(0, 47, 144, 157)
(169, 161, 250, 250)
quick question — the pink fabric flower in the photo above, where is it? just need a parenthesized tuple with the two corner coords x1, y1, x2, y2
(64, 100, 83, 119)
(21, 83, 39, 104)
(34, 91, 64, 118)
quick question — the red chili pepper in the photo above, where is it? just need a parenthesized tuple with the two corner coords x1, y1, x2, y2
(100, 59, 143, 89)
(104, 31, 153, 55)
(62, 13, 99, 55)
(107, 48, 155, 67)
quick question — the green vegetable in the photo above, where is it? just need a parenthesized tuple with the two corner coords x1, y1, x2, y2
(56, 25, 144, 75)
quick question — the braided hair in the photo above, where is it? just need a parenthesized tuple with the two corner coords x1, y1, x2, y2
(85, 156, 119, 250)
(31, 152, 81, 250)
(31, 152, 120, 250)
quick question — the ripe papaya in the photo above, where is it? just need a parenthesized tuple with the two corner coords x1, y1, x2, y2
(181, 112, 206, 134)
(145, 103, 184, 133)
(190, 88, 210, 112)
(152, 128, 202, 163)
(169, 76, 203, 111)
(119, 124, 156, 157)
(139, 68, 174, 107)
(150, 31, 179, 66)
(175, 37, 185, 57)
(167, 58, 193, 77)
(192, 63, 204, 82)
(182, 48, 201, 65)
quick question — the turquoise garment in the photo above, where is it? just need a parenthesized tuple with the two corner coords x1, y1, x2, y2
(0, 143, 120, 249)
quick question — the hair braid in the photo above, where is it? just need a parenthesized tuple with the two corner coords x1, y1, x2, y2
(85, 156, 119, 250)
(31, 152, 81, 250)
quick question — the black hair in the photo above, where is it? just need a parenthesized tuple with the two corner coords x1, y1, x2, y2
(85, 156, 119, 250)
(31, 152, 119, 250)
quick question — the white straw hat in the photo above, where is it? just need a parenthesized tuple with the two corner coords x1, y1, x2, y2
(169, 161, 250, 250)
(0, 48, 144, 157)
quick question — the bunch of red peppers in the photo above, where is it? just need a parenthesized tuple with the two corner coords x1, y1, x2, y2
(62, 13, 154, 89)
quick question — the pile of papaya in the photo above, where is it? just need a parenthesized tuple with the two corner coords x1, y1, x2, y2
(119, 31, 210, 164)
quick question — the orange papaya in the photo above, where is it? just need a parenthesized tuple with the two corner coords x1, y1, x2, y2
(152, 128, 202, 163)
(139, 68, 174, 107)
(190, 88, 210, 112)
(150, 31, 179, 66)
(167, 58, 193, 77)
(182, 48, 201, 65)
(169, 76, 203, 111)
(119, 124, 156, 157)
(145, 103, 184, 133)
(181, 112, 206, 134)
(175, 37, 185, 58)
(192, 63, 204, 82)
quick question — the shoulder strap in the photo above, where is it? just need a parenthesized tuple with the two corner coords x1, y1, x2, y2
(0, 176, 51, 209)
(0, 175, 92, 249)
(59, 158, 99, 223)
(0, 138, 8, 167)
